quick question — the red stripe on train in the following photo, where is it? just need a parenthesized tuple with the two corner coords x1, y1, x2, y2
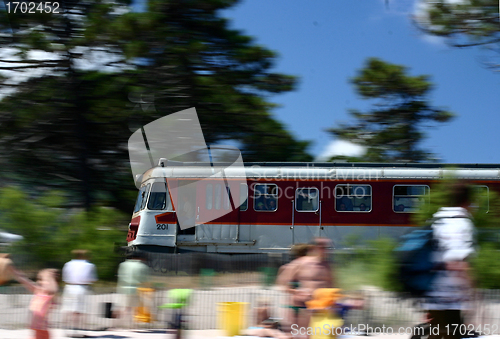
(126, 216, 141, 242)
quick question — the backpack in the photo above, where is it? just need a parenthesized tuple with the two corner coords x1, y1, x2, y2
(394, 214, 473, 298)
(394, 222, 438, 298)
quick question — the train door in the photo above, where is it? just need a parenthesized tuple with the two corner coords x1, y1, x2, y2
(236, 183, 249, 241)
(292, 187, 321, 244)
(171, 180, 197, 244)
(250, 182, 293, 250)
(195, 179, 238, 242)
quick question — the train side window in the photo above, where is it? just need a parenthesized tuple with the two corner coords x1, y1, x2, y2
(472, 185, 489, 213)
(223, 186, 231, 210)
(295, 188, 319, 212)
(254, 183, 278, 212)
(134, 184, 148, 213)
(335, 184, 371, 212)
(393, 185, 429, 213)
(215, 184, 222, 210)
(206, 184, 213, 210)
(148, 182, 172, 210)
(239, 183, 248, 211)
(139, 183, 151, 211)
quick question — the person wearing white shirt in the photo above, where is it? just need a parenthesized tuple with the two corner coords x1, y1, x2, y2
(61, 249, 97, 338)
(425, 184, 476, 339)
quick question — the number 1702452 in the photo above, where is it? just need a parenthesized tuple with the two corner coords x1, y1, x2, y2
(445, 324, 498, 336)
(5, 2, 60, 14)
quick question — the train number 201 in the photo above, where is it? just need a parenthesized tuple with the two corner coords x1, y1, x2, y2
(156, 224, 168, 230)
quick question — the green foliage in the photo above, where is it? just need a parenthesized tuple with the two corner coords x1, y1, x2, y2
(0, 186, 126, 281)
(471, 243, 500, 289)
(0, 73, 140, 212)
(337, 261, 373, 291)
(329, 58, 454, 163)
(417, 0, 500, 48)
(337, 238, 401, 291)
(0, 0, 312, 212)
(63, 208, 126, 281)
(357, 238, 401, 291)
(417, 0, 500, 71)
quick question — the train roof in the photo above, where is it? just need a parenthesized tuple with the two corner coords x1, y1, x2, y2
(244, 162, 500, 168)
(139, 161, 500, 183)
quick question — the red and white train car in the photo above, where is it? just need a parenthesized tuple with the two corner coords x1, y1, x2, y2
(126, 162, 499, 253)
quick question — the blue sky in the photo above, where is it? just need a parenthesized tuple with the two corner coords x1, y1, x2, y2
(222, 0, 500, 163)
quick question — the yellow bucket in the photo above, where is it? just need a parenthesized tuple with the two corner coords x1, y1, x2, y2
(217, 302, 248, 336)
(309, 311, 343, 339)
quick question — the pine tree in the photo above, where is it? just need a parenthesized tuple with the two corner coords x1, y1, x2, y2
(0, 0, 311, 212)
(328, 58, 453, 162)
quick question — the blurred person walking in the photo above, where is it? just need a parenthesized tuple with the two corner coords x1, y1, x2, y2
(424, 183, 476, 339)
(116, 251, 150, 329)
(278, 238, 335, 338)
(61, 249, 97, 338)
(10, 265, 59, 339)
(0, 253, 14, 284)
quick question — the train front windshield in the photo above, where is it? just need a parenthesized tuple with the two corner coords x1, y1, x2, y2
(133, 181, 172, 213)
(148, 182, 172, 210)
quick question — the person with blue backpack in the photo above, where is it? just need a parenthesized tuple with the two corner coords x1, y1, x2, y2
(395, 183, 477, 339)
(423, 183, 476, 339)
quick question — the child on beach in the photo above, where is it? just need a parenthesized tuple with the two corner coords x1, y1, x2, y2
(11, 267, 59, 339)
